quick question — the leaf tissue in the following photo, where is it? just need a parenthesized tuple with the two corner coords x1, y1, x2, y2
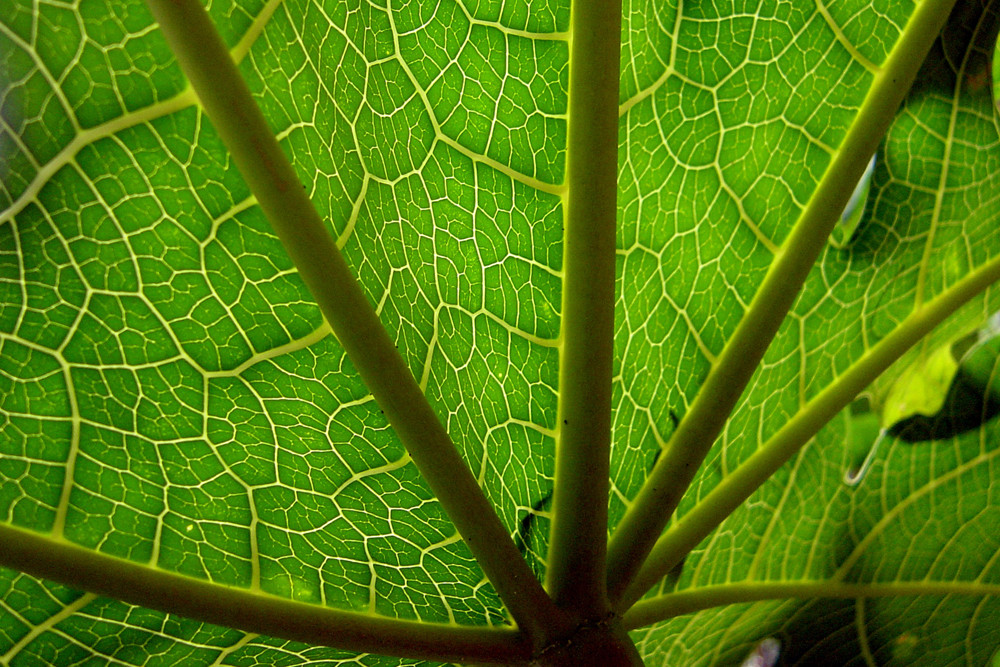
(0, 0, 999, 665)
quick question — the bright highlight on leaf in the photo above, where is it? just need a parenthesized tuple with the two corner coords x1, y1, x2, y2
(740, 637, 780, 667)
(842, 396, 887, 485)
(993, 28, 1000, 116)
(880, 343, 959, 426)
(844, 311, 1000, 485)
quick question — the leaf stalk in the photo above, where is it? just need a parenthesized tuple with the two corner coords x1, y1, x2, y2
(623, 580, 1000, 630)
(545, 0, 622, 620)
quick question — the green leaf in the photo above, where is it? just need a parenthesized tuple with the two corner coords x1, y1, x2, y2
(1, 0, 999, 665)
(873, 311, 1000, 432)
(880, 342, 959, 426)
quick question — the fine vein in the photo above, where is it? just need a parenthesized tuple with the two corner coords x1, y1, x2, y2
(0, 524, 530, 664)
(142, 0, 571, 646)
(604, 0, 960, 604)
(617, 252, 1000, 610)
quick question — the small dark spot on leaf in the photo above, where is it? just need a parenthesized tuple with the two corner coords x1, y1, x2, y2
(515, 490, 554, 578)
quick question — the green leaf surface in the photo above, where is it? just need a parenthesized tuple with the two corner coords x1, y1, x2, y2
(1, 0, 999, 664)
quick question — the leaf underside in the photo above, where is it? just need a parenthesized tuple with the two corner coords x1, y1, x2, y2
(1, 0, 999, 665)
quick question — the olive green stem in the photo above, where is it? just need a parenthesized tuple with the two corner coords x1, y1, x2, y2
(142, 0, 571, 647)
(616, 253, 1000, 611)
(605, 0, 958, 603)
(545, 0, 622, 620)
(0, 524, 529, 664)
(622, 580, 1000, 630)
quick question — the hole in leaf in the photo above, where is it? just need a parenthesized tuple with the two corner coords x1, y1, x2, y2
(830, 153, 877, 249)
(740, 637, 780, 667)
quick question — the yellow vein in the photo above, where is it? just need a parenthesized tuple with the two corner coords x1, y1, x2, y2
(832, 446, 999, 580)
(0, 90, 197, 227)
(623, 580, 1000, 629)
(1, 0, 286, 228)
(814, 0, 880, 74)
(0, 593, 97, 664)
(204, 323, 332, 378)
(231, 0, 288, 64)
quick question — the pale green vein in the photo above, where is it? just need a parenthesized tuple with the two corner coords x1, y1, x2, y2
(616, 251, 1000, 610)
(201, 195, 260, 249)
(330, 454, 413, 499)
(376, 3, 568, 197)
(605, 0, 959, 605)
(833, 445, 1000, 581)
(445, 1, 569, 42)
(232, 0, 288, 64)
(1, 0, 281, 228)
(0, 592, 97, 664)
(743, 456, 798, 580)
(855, 599, 877, 667)
(436, 134, 566, 197)
(622, 581, 1000, 630)
(644, 269, 723, 364)
(51, 348, 80, 539)
(479, 309, 560, 347)
(617, 66, 718, 120)
(204, 324, 332, 378)
(0, 89, 197, 228)
(0, 19, 79, 134)
(0, 523, 530, 664)
(912, 5, 992, 307)
(619, 0, 683, 117)
(814, 1, 881, 74)
(206, 633, 260, 667)
(335, 174, 370, 249)
(714, 173, 781, 255)
(0, 112, 40, 173)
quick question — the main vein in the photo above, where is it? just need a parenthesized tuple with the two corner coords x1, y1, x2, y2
(142, 0, 572, 648)
(545, 0, 622, 620)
